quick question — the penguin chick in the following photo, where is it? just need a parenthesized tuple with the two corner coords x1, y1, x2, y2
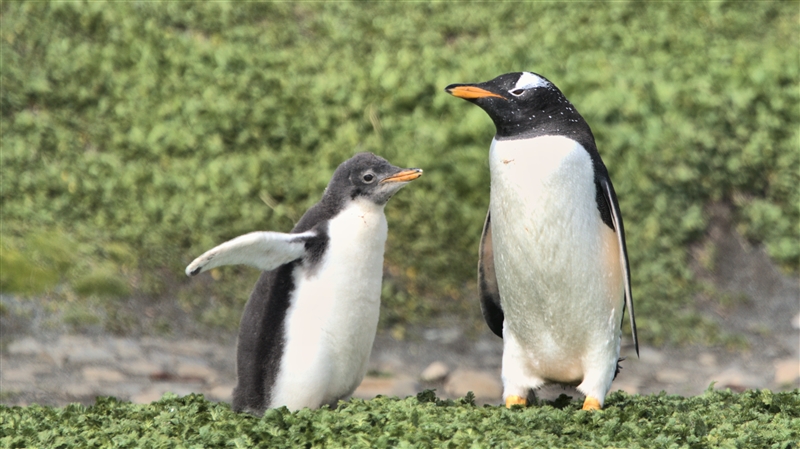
(186, 152, 422, 414)
(445, 72, 638, 411)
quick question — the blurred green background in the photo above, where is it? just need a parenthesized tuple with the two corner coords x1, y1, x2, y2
(2, 2, 797, 345)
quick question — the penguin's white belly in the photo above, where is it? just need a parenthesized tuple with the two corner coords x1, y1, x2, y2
(270, 199, 387, 410)
(490, 136, 623, 384)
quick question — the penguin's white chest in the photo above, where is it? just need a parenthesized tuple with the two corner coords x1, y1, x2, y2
(271, 199, 387, 409)
(490, 135, 623, 383)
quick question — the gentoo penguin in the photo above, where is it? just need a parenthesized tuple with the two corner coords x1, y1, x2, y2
(185, 152, 422, 414)
(445, 72, 638, 411)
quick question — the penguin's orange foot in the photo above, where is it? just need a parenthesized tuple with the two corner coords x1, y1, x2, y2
(582, 396, 602, 411)
(505, 395, 528, 408)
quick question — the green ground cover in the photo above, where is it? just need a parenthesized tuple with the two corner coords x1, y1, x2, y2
(2, 2, 798, 343)
(1, 390, 798, 448)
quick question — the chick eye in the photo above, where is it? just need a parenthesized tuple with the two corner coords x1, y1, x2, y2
(362, 173, 376, 183)
(510, 88, 525, 96)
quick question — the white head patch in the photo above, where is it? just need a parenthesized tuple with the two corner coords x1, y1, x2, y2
(514, 72, 550, 91)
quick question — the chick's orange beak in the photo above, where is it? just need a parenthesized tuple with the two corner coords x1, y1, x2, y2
(381, 168, 423, 183)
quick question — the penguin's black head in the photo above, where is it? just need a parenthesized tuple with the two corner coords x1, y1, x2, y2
(445, 72, 586, 139)
(325, 152, 422, 206)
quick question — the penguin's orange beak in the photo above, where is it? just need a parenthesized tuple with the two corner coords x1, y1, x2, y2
(445, 85, 506, 100)
(381, 168, 423, 183)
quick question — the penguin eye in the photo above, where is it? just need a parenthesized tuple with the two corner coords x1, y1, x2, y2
(362, 173, 376, 183)
(510, 88, 525, 97)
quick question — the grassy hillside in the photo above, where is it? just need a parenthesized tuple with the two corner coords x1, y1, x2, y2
(1, 2, 798, 343)
(1, 390, 798, 448)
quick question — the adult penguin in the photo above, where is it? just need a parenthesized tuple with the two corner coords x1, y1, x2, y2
(445, 72, 638, 410)
(186, 152, 422, 414)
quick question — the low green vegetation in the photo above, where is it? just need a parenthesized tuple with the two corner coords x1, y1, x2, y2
(1, 3, 798, 343)
(1, 390, 798, 448)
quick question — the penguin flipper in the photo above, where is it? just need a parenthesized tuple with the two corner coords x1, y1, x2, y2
(478, 209, 504, 338)
(599, 178, 639, 356)
(185, 230, 316, 276)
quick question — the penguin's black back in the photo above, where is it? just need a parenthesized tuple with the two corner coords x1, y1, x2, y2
(231, 196, 336, 414)
(232, 262, 297, 413)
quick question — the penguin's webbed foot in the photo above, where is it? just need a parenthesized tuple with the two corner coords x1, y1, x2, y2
(581, 396, 602, 411)
(505, 395, 528, 408)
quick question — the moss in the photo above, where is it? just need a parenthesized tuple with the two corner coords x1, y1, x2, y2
(0, 390, 798, 448)
(0, 246, 60, 295)
(73, 271, 130, 299)
(62, 304, 101, 331)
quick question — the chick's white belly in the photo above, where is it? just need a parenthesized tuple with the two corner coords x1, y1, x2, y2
(270, 200, 387, 410)
(490, 136, 623, 383)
